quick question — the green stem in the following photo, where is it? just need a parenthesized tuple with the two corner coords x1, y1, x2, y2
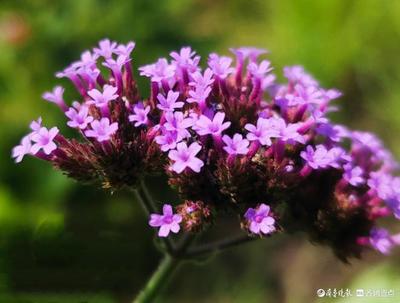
(184, 234, 256, 258)
(133, 255, 180, 303)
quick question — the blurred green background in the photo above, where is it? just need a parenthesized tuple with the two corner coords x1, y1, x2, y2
(1, 0, 400, 302)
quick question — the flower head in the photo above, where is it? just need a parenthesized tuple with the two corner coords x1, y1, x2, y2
(13, 39, 400, 260)
(149, 204, 182, 237)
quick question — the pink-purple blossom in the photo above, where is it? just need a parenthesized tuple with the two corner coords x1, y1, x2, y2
(115, 41, 136, 58)
(129, 102, 151, 127)
(42, 86, 67, 111)
(12, 135, 32, 163)
(65, 104, 93, 129)
(87, 84, 119, 108)
(164, 111, 193, 139)
(168, 142, 204, 173)
(187, 86, 212, 105)
(157, 91, 183, 112)
(230, 47, 268, 63)
(13, 39, 400, 260)
(222, 134, 249, 155)
(93, 39, 117, 59)
(193, 112, 231, 136)
(208, 54, 234, 79)
(301, 145, 344, 169)
(369, 227, 395, 255)
(343, 164, 365, 187)
(283, 65, 318, 87)
(155, 129, 181, 152)
(149, 204, 182, 237)
(244, 204, 275, 235)
(247, 60, 272, 79)
(31, 127, 59, 155)
(189, 68, 214, 88)
(245, 117, 279, 146)
(139, 58, 175, 83)
(85, 118, 118, 142)
(170, 47, 200, 73)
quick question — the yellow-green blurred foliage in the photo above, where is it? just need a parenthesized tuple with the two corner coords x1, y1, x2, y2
(0, 0, 399, 302)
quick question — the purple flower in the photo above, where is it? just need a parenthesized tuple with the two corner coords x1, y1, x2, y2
(187, 86, 212, 105)
(222, 134, 249, 155)
(280, 122, 306, 144)
(78, 66, 100, 88)
(164, 111, 193, 139)
(12, 135, 32, 163)
(115, 41, 136, 57)
(31, 127, 59, 155)
(316, 123, 349, 142)
(78, 50, 99, 68)
(157, 91, 183, 112)
(193, 112, 231, 136)
(244, 204, 275, 235)
(369, 227, 395, 255)
(247, 60, 272, 79)
(283, 65, 318, 87)
(300, 145, 337, 169)
(189, 68, 214, 88)
(245, 117, 279, 146)
(87, 84, 119, 108)
(42, 86, 67, 111)
(149, 204, 182, 237)
(286, 84, 324, 106)
(85, 118, 118, 142)
(155, 129, 181, 152)
(65, 105, 93, 129)
(168, 142, 204, 173)
(129, 102, 151, 127)
(343, 164, 365, 187)
(230, 47, 267, 63)
(208, 54, 234, 79)
(93, 39, 117, 59)
(139, 58, 175, 83)
(102, 55, 130, 73)
(170, 47, 200, 72)
(30, 117, 42, 131)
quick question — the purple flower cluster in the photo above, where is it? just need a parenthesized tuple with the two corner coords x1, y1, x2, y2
(13, 39, 400, 259)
